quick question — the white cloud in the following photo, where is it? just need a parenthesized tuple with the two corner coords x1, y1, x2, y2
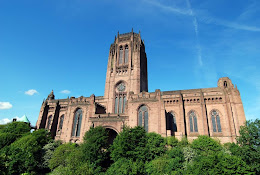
(0, 116, 23, 124)
(25, 89, 38, 96)
(0, 102, 13, 110)
(0, 118, 12, 124)
(60, 90, 71, 94)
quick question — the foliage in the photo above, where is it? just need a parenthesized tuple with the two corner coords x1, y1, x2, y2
(184, 151, 253, 175)
(106, 158, 145, 175)
(177, 137, 189, 148)
(236, 119, 260, 174)
(81, 126, 110, 170)
(1, 120, 259, 174)
(166, 136, 179, 147)
(41, 140, 62, 170)
(0, 133, 17, 149)
(146, 150, 185, 175)
(146, 132, 166, 161)
(6, 129, 51, 175)
(1, 122, 31, 135)
(110, 126, 147, 162)
(48, 143, 77, 170)
(191, 135, 222, 156)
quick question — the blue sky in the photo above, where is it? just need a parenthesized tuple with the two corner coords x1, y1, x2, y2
(0, 0, 259, 125)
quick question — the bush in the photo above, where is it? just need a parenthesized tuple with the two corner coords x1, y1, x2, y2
(48, 143, 77, 170)
(7, 129, 51, 174)
(106, 158, 145, 175)
(110, 126, 147, 162)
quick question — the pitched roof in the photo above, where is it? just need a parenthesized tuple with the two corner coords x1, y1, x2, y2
(19, 115, 30, 123)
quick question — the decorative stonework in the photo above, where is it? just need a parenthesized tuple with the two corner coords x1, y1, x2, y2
(36, 31, 246, 144)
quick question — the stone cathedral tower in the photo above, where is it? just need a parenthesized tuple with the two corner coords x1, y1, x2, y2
(104, 29, 148, 114)
(36, 30, 246, 144)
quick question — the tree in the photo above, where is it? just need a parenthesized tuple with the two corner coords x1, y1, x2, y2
(41, 140, 62, 171)
(146, 132, 166, 161)
(106, 158, 145, 175)
(1, 122, 31, 136)
(0, 133, 17, 149)
(191, 135, 222, 156)
(81, 126, 110, 171)
(7, 129, 51, 175)
(48, 143, 77, 170)
(110, 126, 147, 162)
(236, 119, 260, 174)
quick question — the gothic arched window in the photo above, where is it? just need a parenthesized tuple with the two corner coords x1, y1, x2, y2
(224, 81, 227, 88)
(211, 110, 222, 132)
(119, 46, 123, 65)
(124, 45, 129, 64)
(59, 115, 64, 130)
(115, 82, 126, 114)
(47, 115, 52, 130)
(138, 106, 148, 132)
(172, 113, 177, 132)
(189, 111, 198, 132)
(72, 109, 82, 137)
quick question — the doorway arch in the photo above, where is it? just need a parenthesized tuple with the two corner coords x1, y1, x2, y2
(105, 128, 118, 145)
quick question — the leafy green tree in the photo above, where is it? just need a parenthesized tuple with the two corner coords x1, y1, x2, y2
(48, 143, 77, 170)
(146, 132, 166, 161)
(166, 136, 179, 147)
(177, 137, 189, 148)
(0, 122, 31, 150)
(1, 122, 31, 135)
(191, 135, 222, 156)
(0, 133, 17, 149)
(236, 119, 260, 174)
(110, 126, 147, 162)
(106, 158, 145, 175)
(81, 126, 110, 171)
(7, 129, 51, 175)
(41, 140, 62, 171)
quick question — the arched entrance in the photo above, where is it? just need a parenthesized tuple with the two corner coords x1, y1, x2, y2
(106, 128, 118, 145)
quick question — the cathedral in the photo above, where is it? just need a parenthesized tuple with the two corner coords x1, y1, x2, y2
(36, 30, 246, 143)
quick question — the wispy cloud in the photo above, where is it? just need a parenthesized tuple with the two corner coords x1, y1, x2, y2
(199, 15, 260, 32)
(25, 89, 38, 96)
(144, 0, 191, 15)
(186, 0, 203, 66)
(60, 90, 71, 94)
(0, 102, 12, 110)
(142, 0, 260, 32)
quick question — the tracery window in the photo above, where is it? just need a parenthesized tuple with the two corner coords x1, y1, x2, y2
(72, 109, 82, 137)
(119, 46, 123, 65)
(114, 82, 127, 114)
(138, 106, 148, 132)
(211, 110, 222, 132)
(189, 111, 198, 132)
(59, 115, 64, 130)
(47, 115, 52, 130)
(124, 45, 129, 64)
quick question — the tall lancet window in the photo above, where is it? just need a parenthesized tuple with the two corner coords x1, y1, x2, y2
(59, 115, 64, 130)
(138, 106, 148, 132)
(211, 110, 222, 132)
(189, 111, 198, 132)
(47, 115, 52, 130)
(172, 113, 177, 132)
(124, 45, 129, 64)
(119, 46, 123, 65)
(72, 109, 82, 137)
(114, 82, 126, 114)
